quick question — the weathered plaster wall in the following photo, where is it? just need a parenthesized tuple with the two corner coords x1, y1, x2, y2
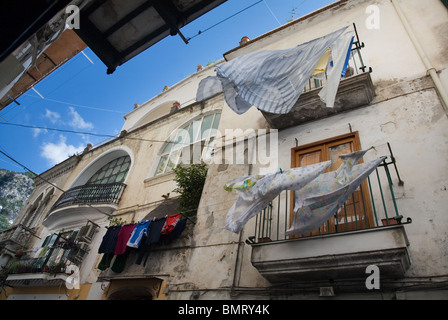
(121, 63, 222, 132)
(167, 0, 448, 299)
(6, 0, 448, 300)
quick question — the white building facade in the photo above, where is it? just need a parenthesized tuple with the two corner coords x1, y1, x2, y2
(1, 0, 447, 300)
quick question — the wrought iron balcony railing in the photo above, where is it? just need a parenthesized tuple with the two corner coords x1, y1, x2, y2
(247, 155, 411, 245)
(50, 182, 126, 211)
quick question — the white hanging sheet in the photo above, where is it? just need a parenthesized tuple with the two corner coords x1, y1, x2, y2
(286, 152, 385, 236)
(224, 161, 331, 233)
(197, 26, 354, 115)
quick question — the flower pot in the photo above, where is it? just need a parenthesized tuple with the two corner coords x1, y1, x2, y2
(257, 237, 272, 243)
(15, 251, 24, 258)
(381, 217, 399, 226)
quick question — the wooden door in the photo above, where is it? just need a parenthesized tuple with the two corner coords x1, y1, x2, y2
(291, 132, 374, 237)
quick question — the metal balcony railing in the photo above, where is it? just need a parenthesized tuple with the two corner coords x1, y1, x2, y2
(50, 182, 126, 211)
(247, 155, 411, 245)
(3, 236, 88, 277)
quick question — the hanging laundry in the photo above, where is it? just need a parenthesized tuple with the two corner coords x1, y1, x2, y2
(312, 48, 331, 76)
(168, 218, 187, 239)
(334, 147, 375, 185)
(318, 32, 355, 108)
(97, 252, 114, 271)
(197, 26, 352, 115)
(127, 219, 151, 249)
(146, 218, 167, 245)
(196, 75, 223, 102)
(340, 36, 355, 78)
(161, 213, 182, 235)
(114, 223, 137, 255)
(224, 160, 332, 233)
(159, 218, 188, 245)
(286, 151, 385, 236)
(136, 217, 167, 265)
(223, 175, 264, 192)
(98, 225, 121, 254)
(111, 250, 130, 273)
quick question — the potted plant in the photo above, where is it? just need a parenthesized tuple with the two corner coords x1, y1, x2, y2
(381, 215, 403, 226)
(14, 249, 24, 258)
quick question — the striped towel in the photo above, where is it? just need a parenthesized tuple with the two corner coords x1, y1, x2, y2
(197, 26, 352, 115)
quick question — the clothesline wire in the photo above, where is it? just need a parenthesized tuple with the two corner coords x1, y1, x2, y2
(107, 212, 195, 228)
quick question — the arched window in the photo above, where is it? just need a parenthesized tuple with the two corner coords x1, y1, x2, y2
(87, 155, 131, 184)
(155, 112, 221, 176)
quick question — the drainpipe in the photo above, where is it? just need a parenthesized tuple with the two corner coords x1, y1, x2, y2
(391, 0, 448, 117)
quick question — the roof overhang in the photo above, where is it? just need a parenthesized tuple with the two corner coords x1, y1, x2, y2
(0, 0, 225, 110)
(74, 0, 227, 74)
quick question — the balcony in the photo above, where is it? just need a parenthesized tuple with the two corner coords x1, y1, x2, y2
(2, 232, 90, 287)
(43, 182, 126, 229)
(247, 156, 412, 284)
(262, 32, 375, 130)
(50, 182, 126, 211)
(0, 224, 34, 252)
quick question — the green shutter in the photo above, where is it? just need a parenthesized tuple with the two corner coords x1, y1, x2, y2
(442, 0, 448, 9)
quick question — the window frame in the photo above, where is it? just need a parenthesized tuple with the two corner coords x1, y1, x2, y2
(86, 155, 131, 185)
(153, 111, 221, 176)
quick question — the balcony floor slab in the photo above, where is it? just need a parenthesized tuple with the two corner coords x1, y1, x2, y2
(251, 225, 410, 284)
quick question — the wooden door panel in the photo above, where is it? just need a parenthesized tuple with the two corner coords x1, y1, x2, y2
(290, 132, 374, 237)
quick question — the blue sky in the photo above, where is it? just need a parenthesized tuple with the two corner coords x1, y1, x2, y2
(0, 0, 335, 175)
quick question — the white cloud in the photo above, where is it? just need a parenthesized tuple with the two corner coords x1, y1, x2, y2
(32, 127, 48, 138)
(68, 107, 93, 130)
(44, 109, 61, 124)
(40, 135, 84, 166)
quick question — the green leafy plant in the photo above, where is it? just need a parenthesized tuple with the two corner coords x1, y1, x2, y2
(47, 261, 67, 275)
(172, 162, 208, 217)
(109, 217, 128, 226)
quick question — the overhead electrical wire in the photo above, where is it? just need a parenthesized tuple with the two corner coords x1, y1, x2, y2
(186, 0, 264, 41)
(0, 146, 233, 221)
(0, 147, 112, 218)
(262, 0, 281, 26)
(23, 93, 126, 114)
(1, 121, 114, 138)
(0, 121, 171, 144)
(0, 144, 242, 225)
